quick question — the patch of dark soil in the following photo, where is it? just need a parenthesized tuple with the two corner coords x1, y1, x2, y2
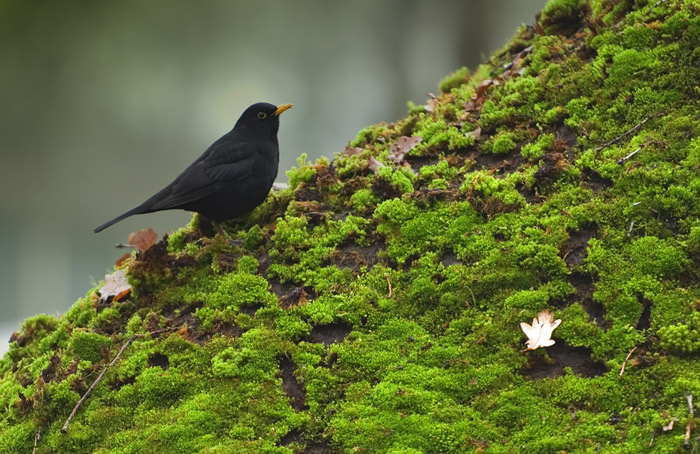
(304, 210, 328, 227)
(533, 152, 570, 188)
(331, 241, 384, 271)
(147, 353, 169, 370)
(110, 375, 136, 391)
(314, 163, 340, 189)
(270, 280, 316, 309)
(405, 155, 440, 173)
(215, 252, 241, 273)
(516, 182, 541, 204)
(279, 356, 307, 411)
(305, 441, 332, 454)
(371, 177, 403, 200)
(556, 123, 579, 150)
(523, 341, 607, 379)
(339, 175, 371, 197)
(563, 224, 598, 267)
(309, 321, 353, 347)
(582, 168, 613, 192)
(409, 188, 463, 205)
(279, 429, 304, 446)
(471, 196, 523, 219)
(257, 251, 272, 277)
(636, 295, 652, 331)
(567, 272, 606, 327)
(40, 354, 61, 383)
(320, 351, 339, 368)
(441, 251, 463, 267)
(239, 303, 263, 317)
(161, 302, 205, 343)
(294, 185, 322, 202)
(472, 149, 526, 175)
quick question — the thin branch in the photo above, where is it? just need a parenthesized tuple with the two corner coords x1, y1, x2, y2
(61, 327, 177, 434)
(61, 334, 139, 433)
(385, 274, 392, 298)
(685, 392, 696, 450)
(617, 146, 642, 164)
(594, 114, 656, 152)
(618, 346, 637, 379)
(32, 426, 41, 454)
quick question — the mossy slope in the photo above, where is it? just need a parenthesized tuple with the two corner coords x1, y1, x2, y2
(3, 0, 700, 452)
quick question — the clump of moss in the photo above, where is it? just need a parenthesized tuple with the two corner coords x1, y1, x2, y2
(3, 1, 700, 453)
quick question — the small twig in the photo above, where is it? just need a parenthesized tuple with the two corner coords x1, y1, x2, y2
(594, 114, 655, 152)
(114, 243, 138, 249)
(61, 327, 177, 434)
(687, 392, 695, 415)
(32, 427, 41, 454)
(385, 274, 392, 298)
(617, 146, 642, 164)
(686, 424, 694, 450)
(626, 219, 635, 237)
(685, 392, 696, 450)
(618, 346, 637, 379)
(649, 430, 655, 448)
(62, 334, 140, 433)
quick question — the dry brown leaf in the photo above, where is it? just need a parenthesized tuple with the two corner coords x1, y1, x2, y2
(465, 127, 481, 139)
(97, 270, 131, 305)
(425, 95, 438, 113)
(368, 156, 385, 174)
(115, 228, 158, 266)
(342, 144, 363, 157)
(388, 136, 422, 164)
(128, 228, 158, 251)
(662, 417, 678, 432)
(520, 310, 561, 350)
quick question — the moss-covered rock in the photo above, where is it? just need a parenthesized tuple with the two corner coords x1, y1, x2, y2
(3, 0, 700, 452)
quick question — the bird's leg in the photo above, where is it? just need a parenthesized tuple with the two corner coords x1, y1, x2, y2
(213, 221, 228, 239)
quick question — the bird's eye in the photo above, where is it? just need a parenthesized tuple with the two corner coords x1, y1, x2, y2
(257, 112, 267, 119)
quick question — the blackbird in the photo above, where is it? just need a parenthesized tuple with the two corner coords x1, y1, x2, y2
(94, 102, 292, 235)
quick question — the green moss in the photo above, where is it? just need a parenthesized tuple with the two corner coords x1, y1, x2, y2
(521, 133, 554, 161)
(286, 153, 316, 189)
(69, 330, 112, 363)
(490, 131, 517, 154)
(6, 1, 700, 453)
(438, 66, 470, 94)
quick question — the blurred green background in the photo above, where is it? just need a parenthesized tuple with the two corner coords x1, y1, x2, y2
(0, 0, 545, 355)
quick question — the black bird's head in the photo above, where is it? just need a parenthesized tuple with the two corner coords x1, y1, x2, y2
(233, 102, 293, 137)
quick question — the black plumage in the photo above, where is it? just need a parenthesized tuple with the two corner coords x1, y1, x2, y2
(94, 102, 292, 233)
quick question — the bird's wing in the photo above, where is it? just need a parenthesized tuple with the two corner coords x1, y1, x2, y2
(148, 141, 256, 210)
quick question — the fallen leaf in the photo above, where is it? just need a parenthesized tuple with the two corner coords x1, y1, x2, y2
(97, 270, 131, 305)
(128, 228, 158, 251)
(425, 93, 438, 113)
(342, 144, 363, 157)
(115, 228, 159, 266)
(368, 156, 385, 174)
(465, 126, 481, 139)
(520, 310, 561, 350)
(388, 136, 422, 164)
(663, 417, 678, 432)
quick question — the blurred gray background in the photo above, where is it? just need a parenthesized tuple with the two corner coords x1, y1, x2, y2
(0, 0, 545, 355)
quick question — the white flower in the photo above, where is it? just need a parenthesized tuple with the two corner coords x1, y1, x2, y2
(520, 310, 561, 350)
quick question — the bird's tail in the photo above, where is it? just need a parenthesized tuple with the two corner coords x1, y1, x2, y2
(94, 205, 149, 233)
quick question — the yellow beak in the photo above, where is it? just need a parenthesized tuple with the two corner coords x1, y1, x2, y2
(273, 103, 293, 116)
